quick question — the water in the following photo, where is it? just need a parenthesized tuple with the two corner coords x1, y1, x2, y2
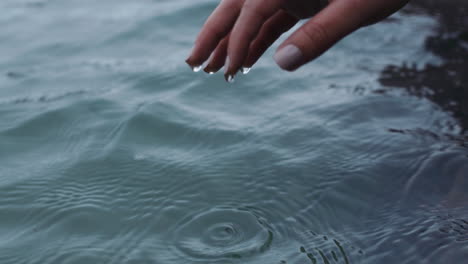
(1, 1, 467, 263)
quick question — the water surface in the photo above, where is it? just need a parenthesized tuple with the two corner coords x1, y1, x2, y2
(1, 1, 467, 263)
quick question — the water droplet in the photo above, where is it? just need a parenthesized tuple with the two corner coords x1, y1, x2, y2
(208, 71, 215, 75)
(192, 65, 202, 72)
(227, 75, 235, 83)
(241, 67, 251, 74)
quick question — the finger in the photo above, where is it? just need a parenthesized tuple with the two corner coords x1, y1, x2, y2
(244, 10, 298, 68)
(186, 0, 244, 68)
(203, 36, 229, 74)
(274, 0, 366, 71)
(225, 0, 284, 79)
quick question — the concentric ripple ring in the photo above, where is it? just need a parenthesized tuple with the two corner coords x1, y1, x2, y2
(169, 207, 274, 260)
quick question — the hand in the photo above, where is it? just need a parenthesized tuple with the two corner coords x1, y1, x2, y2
(185, 0, 409, 81)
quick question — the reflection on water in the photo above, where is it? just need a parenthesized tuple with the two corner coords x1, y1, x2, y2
(379, 0, 468, 134)
(0, 0, 467, 264)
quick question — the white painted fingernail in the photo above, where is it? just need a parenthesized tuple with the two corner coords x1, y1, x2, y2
(274, 45, 303, 71)
(191, 65, 202, 72)
(226, 74, 235, 83)
(241, 67, 251, 74)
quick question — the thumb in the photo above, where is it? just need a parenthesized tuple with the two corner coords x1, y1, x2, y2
(274, 0, 367, 71)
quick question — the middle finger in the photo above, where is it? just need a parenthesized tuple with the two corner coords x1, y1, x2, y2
(224, 0, 284, 80)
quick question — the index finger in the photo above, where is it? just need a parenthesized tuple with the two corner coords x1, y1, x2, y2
(186, 0, 244, 68)
(225, 0, 284, 79)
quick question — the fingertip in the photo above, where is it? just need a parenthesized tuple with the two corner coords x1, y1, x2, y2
(185, 62, 199, 73)
(185, 56, 202, 70)
(223, 56, 237, 76)
(203, 65, 216, 74)
(274, 44, 304, 71)
(224, 67, 237, 78)
(224, 73, 235, 83)
(185, 57, 194, 67)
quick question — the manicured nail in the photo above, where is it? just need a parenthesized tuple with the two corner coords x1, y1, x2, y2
(241, 67, 251, 74)
(226, 74, 235, 83)
(274, 45, 303, 71)
(185, 57, 199, 72)
(204, 67, 215, 74)
(203, 64, 217, 74)
(191, 65, 202, 72)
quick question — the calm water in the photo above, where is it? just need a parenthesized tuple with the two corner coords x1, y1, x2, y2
(1, 1, 467, 263)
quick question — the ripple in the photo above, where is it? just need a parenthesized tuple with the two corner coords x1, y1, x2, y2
(0, 0, 465, 263)
(296, 231, 365, 264)
(358, 206, 468, 264)
(403, 149, 468, 206)
(168, 207, 273, 261)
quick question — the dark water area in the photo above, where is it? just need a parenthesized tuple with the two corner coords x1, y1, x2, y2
(1, 1, 467, 264)
(380, 0, 468, 135)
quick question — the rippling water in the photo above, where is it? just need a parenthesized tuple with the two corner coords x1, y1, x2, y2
(1, 1, 467, 263)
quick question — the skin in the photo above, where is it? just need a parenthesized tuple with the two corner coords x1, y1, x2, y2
(185, 0, 410, 81)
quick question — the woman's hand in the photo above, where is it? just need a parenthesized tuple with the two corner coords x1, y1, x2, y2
(185, 0, 409, 81)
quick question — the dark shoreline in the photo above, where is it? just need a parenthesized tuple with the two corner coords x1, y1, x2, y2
(379, 0, 468, 135)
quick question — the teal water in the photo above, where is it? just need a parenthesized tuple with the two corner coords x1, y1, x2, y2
(1, 1, 467, 263)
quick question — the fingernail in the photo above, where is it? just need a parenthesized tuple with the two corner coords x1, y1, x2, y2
(192, 65, 203, 72)
(203, 66, 215, 75)
(225, 74, 235, 83)
(274, 45, 303, 71)
(241, 67, 251, 75)
(185, 57, 199, 71)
